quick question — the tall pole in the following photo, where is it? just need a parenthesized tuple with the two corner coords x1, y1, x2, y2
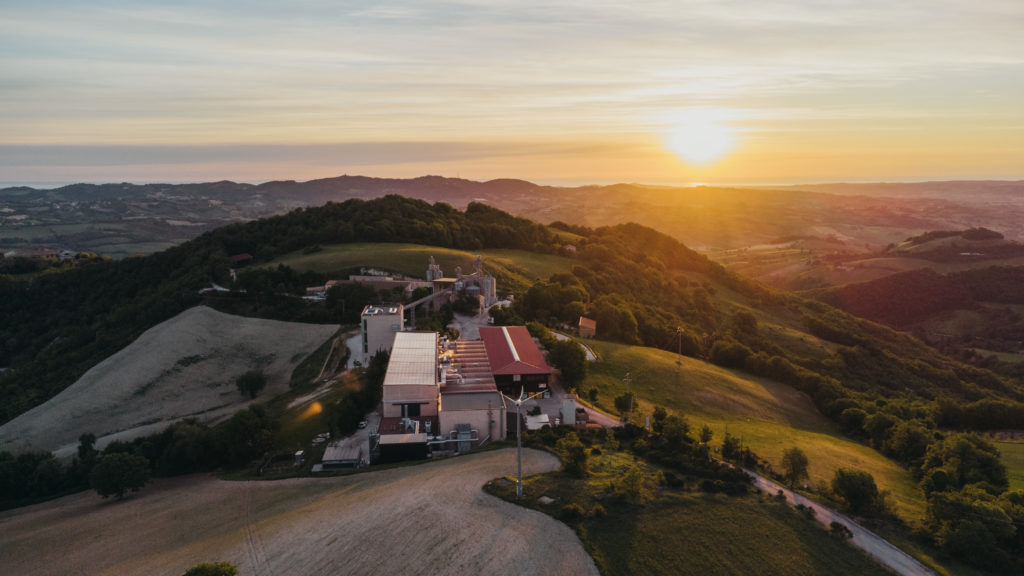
(623, 372, 632, 424)
(499, 387, 543, 501)
(516, 399, 523, 499)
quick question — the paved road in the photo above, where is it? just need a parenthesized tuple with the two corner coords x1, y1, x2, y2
(747, 470, 936, 576)
(551, 331, 597, 361)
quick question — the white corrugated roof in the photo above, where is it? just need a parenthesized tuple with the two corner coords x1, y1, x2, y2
(383, 332, 438, 387)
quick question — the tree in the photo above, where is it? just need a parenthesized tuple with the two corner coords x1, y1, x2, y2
(699, 424, 713, 444)
(235, 370, 267, 399)
(219, 404, 279, 467)
(661, 415, 690, 449)
(614, 392, 635, 419)
(652, 405, 668, 433)
(90, 452, 150, 499)
(831, 468, 882, 516)
(556, 431, 589, 477)
(618, 464, 647, 503)
(183, 562, 238, 576)
(547, 339, 588, 390)
(781, 447, 809, 487)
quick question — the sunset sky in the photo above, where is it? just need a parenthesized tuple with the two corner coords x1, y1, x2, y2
(3, 0, 1023, 186)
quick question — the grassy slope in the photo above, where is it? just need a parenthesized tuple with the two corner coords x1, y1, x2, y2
(265, 243, 572, 291)
(996, 441, 1024, 492)
(492, 450, 890, 576)
(269, 242, 927, 519)
(584, 340, 926, 520)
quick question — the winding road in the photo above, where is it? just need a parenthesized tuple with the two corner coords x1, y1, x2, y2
(747, 470, 936, 576)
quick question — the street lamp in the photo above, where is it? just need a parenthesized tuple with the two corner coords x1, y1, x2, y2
(500, 386, 546, 500)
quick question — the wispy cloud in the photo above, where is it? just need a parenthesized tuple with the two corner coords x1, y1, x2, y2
(1, 1, 1022, 182)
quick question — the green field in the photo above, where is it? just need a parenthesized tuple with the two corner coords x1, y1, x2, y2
(264, 243, 571, 291)
(996, 441, 1024, 491)
(583, 340, 927, 520)
(490, 450, 891, 576)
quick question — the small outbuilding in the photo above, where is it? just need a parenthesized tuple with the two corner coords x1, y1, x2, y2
(578, 316, 597, 338)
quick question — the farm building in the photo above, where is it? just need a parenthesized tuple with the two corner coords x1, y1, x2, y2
(378, 331, 439, 463)
(360, 304, 405, 365)
(478, 326, 552, 397)
(375, 332, 510, 462)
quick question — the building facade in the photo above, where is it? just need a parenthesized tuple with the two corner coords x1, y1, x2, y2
(360, 304, 405, 365)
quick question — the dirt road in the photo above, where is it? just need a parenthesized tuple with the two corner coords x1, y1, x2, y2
(0, 448, 598, 576)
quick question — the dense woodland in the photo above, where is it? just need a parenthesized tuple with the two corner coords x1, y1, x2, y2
(2, 196, 1023, 571)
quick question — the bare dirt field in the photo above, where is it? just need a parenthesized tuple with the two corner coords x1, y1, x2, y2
(0, 448, 598, 576)
(0, 306, 338, 458)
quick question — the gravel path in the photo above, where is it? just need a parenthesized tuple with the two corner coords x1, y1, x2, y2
(0, 448, 598, 576)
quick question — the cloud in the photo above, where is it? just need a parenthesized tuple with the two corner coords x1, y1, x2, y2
(1, 1, 1022, 181)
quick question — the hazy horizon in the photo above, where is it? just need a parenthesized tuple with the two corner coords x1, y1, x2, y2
(3, 1, 1023, 187)
(4, 174, 1024, 192)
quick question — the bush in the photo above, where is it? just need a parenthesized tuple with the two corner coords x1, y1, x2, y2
(556, 432, 589, 477)
(830, 521, 853, 539)
(235, 370, 267, 399)
(183, 562, 238, 576)
(831, 468, 883, 516)
(90, 452, 150, 500)
(560, 503, 586, 521)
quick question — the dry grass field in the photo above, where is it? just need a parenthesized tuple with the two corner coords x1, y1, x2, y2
(0, 448, 596, 576)
(0, 306, 338, 459)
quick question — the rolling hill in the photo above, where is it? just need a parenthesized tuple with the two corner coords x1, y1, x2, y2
(0, 306, 338, 459)
(3, 194, 1022, 573)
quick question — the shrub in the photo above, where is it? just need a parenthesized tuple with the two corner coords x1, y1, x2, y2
(830, 521, 853, 539)
(235, 370, 267, 399)
(183, 562, 238, 576)
(560, 503, 586, 521)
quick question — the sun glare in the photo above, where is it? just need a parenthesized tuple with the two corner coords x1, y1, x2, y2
(665, 110, 736, 165)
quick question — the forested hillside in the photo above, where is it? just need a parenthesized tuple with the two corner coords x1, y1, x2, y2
(0, 196, 555, 424)
(809, 265, 1024, 379)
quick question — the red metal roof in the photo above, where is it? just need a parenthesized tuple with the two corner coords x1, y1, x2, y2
(478, 326, 551, 376)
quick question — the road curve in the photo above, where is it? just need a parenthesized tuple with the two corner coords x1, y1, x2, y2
(748, 471, 936, 576)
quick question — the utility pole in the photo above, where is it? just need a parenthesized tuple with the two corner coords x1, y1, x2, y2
(623, 372, 632, 424)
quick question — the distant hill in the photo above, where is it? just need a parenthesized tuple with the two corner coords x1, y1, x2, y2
(887, 227, 1024, 261)
(809, 265, 1024, 377)
(5, 176, 1024, 260)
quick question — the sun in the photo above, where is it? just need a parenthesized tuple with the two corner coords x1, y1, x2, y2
(665, 110, 736, 165)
